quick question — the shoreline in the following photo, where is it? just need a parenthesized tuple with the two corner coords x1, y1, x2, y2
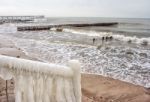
(0, 37, 150, 102)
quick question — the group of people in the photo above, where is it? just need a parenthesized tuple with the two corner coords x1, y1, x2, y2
(93, 36, 113, 44)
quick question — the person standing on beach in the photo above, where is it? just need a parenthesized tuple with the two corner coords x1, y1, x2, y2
(106, 36, 108, 42)
(102, 37, 105, 45)
(93, 38, 96, 44)
(109, 36, 113, 41)
(102, 37, 105, 41)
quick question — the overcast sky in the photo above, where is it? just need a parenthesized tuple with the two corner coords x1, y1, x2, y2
(0, 0, 150, 18)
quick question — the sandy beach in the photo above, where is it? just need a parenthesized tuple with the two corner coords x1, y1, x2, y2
(0, 37, 150, 102)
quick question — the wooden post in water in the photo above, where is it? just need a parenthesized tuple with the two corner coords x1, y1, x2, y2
(6, 80, 9, 102)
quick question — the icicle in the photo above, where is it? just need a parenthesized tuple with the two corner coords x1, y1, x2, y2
(43, 76, 50, 102)
(69, 79, 76, 102)
(15, 75, 23, 102)
(44, 77, 53, 102)
(64, 78, 75, 102)
(27, 76, 35, 102)
(15, 90, 22, 102)
(56, 77, 66, 102)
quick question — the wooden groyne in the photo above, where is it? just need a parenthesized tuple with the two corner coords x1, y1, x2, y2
(17, 22, 118, 31)
(17, 26, 50, 31)
(64, 22, 118, 27)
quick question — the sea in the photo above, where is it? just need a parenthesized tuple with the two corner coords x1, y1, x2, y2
(0, 17, 150, 87)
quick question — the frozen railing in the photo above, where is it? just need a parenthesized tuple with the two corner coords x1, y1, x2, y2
(0, 55, 81, 102)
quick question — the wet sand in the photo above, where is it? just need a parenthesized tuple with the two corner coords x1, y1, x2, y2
(0, 38, 150, 102)
(82, 74, 150, 102)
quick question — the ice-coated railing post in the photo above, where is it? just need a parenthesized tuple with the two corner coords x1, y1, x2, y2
(68, 60, 81, 102)
(0, 55, 82, 102)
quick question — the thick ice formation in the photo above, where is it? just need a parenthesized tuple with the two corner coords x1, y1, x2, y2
(0, 55, 81, 102)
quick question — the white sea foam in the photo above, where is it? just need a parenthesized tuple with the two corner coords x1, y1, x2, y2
(63, 28, 110, 37)
(11, 37, 150, 88)
(0, 24, 17, 33)
(0, 25, 150, 88)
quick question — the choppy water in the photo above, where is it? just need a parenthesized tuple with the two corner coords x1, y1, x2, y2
(0, 17, 150, 87)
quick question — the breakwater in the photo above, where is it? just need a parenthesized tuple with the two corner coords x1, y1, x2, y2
(17, 22, 118, 31)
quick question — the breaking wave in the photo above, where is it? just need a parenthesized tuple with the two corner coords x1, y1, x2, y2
(63, 28, 150, 45)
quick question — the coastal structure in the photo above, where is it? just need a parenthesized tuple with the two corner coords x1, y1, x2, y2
(0, 55, 81, 102)
(17, 22, 118, 31)
(0, 15, 44, 23)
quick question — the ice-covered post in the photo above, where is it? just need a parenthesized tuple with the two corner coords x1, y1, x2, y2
(68, 60, 81, 102)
